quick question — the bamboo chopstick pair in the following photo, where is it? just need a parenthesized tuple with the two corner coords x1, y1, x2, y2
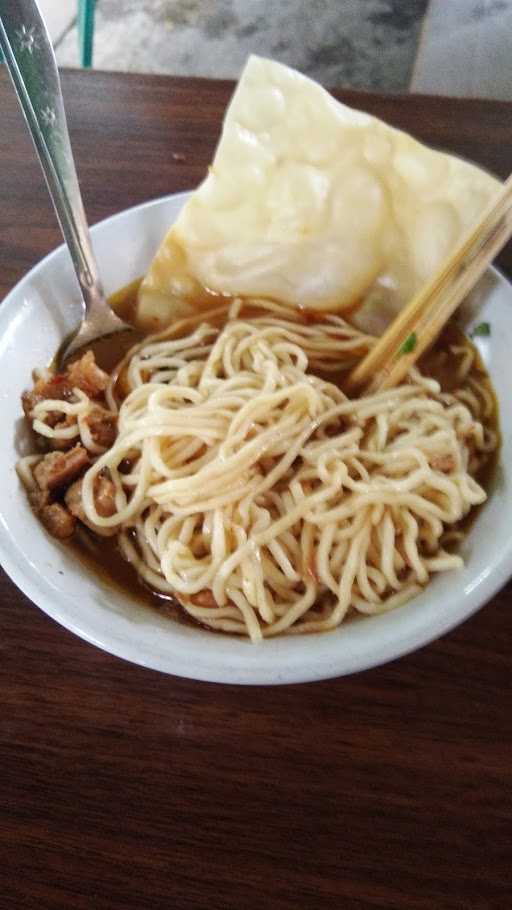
(348, 174, 512, 395)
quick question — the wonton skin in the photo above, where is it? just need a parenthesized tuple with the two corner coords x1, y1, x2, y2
(138, 55, 499, 335)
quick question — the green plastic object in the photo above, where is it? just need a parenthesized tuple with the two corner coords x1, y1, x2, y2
(78, 0, 96, 68)
(0, 3, 96, 68)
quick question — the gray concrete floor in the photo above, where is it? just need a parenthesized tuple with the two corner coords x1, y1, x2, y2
(47, 0, 429, 92)
(38, 0, 511, 99)
(38, 0, 75, 44)
(411, 0, 512, 100)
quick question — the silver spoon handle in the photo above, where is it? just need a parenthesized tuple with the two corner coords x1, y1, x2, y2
(0, 0, 104, 310)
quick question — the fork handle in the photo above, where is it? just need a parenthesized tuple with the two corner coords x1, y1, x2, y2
(0, 0, 105, 312)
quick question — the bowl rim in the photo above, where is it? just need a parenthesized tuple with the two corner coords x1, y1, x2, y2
(1, 191, 512, 685)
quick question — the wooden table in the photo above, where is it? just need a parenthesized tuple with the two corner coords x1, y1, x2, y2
(1, 70, 511, 910)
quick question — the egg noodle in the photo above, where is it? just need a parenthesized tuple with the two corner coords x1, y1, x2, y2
(16, 298, 496, 641)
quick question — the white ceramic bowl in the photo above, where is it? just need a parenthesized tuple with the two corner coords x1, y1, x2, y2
(1, 192, 511, 684)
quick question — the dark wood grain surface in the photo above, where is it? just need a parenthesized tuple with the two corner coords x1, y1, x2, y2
(1, 70, 511, 910)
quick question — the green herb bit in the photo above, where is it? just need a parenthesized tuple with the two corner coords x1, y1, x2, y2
(399, 332, 417, 355)
(471, 322, 491, 338)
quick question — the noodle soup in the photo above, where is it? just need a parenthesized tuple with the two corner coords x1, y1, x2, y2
(17, 285, 499, 642)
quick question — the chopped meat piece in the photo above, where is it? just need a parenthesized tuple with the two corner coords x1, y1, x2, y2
(34, 446, 90, 492)
(85, 406, 117, 449)
(22, 389, 42, 420)
(66, 351, 108, 398)
(22, 352, 108, 436)
(48, 414, 79, 451)
(190, 590, 218, 608)
(24, 474, 75, 539)
(431, 454, 456, 473)
(28, 486, 50, 512)
(65, 478, 85, 520)
(39, 503, 76, 539)
(22, 373, 74, 420)
(21, 390, 38, 420)
(94, 476, 116, 518)
(46, 406, 116, 453)
(65, 475, 117, 534)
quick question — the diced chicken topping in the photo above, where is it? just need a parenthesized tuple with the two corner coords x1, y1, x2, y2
(39, 503, 76, 539)
(94, 476, 117, 518)
(27, 486, 50, 512)
(34, 446, 90, 492)
(22, 373, 75, 420)
(66, 351, 109, 398)
(48, 414, 80, 450)
(65, 474, 117, 535)
(85, 406, 117, 449)
(66, 475, 116, 519)
(44, 406, 116, 453)
(22, 352, 109, 425)
(64, 478, 86, 521)
(21, 352, 118, 541)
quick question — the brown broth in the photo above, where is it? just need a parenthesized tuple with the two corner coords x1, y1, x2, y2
(67, 524, 189, 624)
(62, 280, 189, 622)
(108, 277, 144, 324)
(60, 282, 501, 622)
(420, 323, 500, 545)
(420, 322, 500, 495)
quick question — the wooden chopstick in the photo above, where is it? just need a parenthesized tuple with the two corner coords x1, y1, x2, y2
(348, 173, 512, 395)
